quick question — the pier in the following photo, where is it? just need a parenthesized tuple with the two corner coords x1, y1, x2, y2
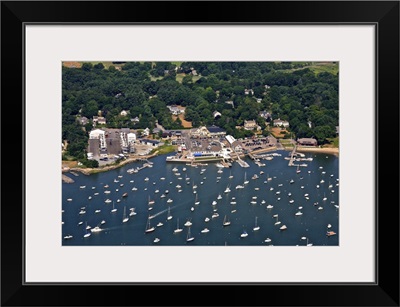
(62, 174, 74, 183)
(288, 145, 297, 166)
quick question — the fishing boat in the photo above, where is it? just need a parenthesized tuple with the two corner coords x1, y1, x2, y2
(326, 231, 337, 237)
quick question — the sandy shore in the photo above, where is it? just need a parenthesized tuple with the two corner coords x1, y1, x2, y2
(296, 146, 339, 156)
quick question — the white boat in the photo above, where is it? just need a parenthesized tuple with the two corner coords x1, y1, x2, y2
(201, 228, 210, 233)
(153, 237, 160, 243)
(253, 216, 260, 231)
(211, 212, 219, 218)
(306, 238, 313, 246)
(274, 215, 281, 225)
(105, 199, 112, 204)
(184, 219, 192, 227)
(88, 196, 92, 200)
(167, 207, 173, 220)
(240, 230, 248, 238)
(235, 184, 244, 189)
(205, 217, 210, 222)
(223, 215, 231, 226)
(186, 227, 195, 242)
(63, 235, 73, 240)
(264, 237, 271, 243)
(289, 179, 294, 184)
(122, 206, 129, 223)
(157, 222, 164, 227)
(295, 211, 303, 216)
(100, 220, 106, 225)
(95, 209, 101, 214)
(266, 204, 273, 209)
(79, 209, 86, 215)
(167, 198, 173, 203)
(174, 218, 183, 233)
(289, 199, 294, 204)
(224, 185, 231, 193)
(280, 224, 287, 230)
(145, 217, 155, 233)
(296, 165, 301, 174)
(194, 194, 200, 205)
(212, 200, 217, 206)
(83, 222, 91, 238)
(91, 226, 102, 233)
(217, 194, 222, 200)
(80, 185, 86, 189)
(111, 201, 117, 213)
(243, 172, 249, 185)
(129, 208, 137, 216)
(148, 196, 155, 205)
(327, 224, 332, 228)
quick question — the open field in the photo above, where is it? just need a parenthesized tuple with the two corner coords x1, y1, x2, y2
(172, 113, 193, 128)
(270, 127, 288, 138)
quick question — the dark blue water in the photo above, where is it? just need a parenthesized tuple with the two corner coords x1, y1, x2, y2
(62, 151, 339, 246)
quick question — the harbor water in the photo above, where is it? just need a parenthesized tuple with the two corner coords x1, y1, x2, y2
(62, 151, 339, 246)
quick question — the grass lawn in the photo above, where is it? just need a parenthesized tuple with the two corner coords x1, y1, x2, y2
(153, 145, 176, 155)
(325, 137, 339, 148)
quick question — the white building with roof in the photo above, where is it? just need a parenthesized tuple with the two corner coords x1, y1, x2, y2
(89, 129, 106, 149)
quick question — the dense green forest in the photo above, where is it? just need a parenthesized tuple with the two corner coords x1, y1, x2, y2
(62, 61, 338, 160)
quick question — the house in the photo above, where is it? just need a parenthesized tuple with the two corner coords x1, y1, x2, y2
(140, 139, 162, 147)
(127, 132, 136, 144)
(206, 125, 226, 137)
(213, 111, 222, 118)
(89, 129, 107, 150)
(152, 128, 161, 134)
(244, 120, 258, 131)
(244, 89, 254, 95)
(142, 128, 150, 137)
(225, 135, 236, 145)
(76, 116, 89, 125)
(120, 110, 129, 116)
(259, 111, 271, 120)
(225, 101, 234, 108)
(273, 118, 289, 128)
(131, 116, 140, 123)
(93, 116, 106, 125)
(167, 105, 185, 115)
(256, 98, 262, 103)
(297, 138, 318, 146)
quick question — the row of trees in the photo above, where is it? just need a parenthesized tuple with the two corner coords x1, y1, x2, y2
(62, 61, 338, 159)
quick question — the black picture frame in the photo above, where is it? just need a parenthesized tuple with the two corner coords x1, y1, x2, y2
(1, 1, 399, 306)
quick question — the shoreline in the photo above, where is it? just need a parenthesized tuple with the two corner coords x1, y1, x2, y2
(62, 146, 339, 177)
(295, 146, 339, 156)
(63, 152, 159, 175)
